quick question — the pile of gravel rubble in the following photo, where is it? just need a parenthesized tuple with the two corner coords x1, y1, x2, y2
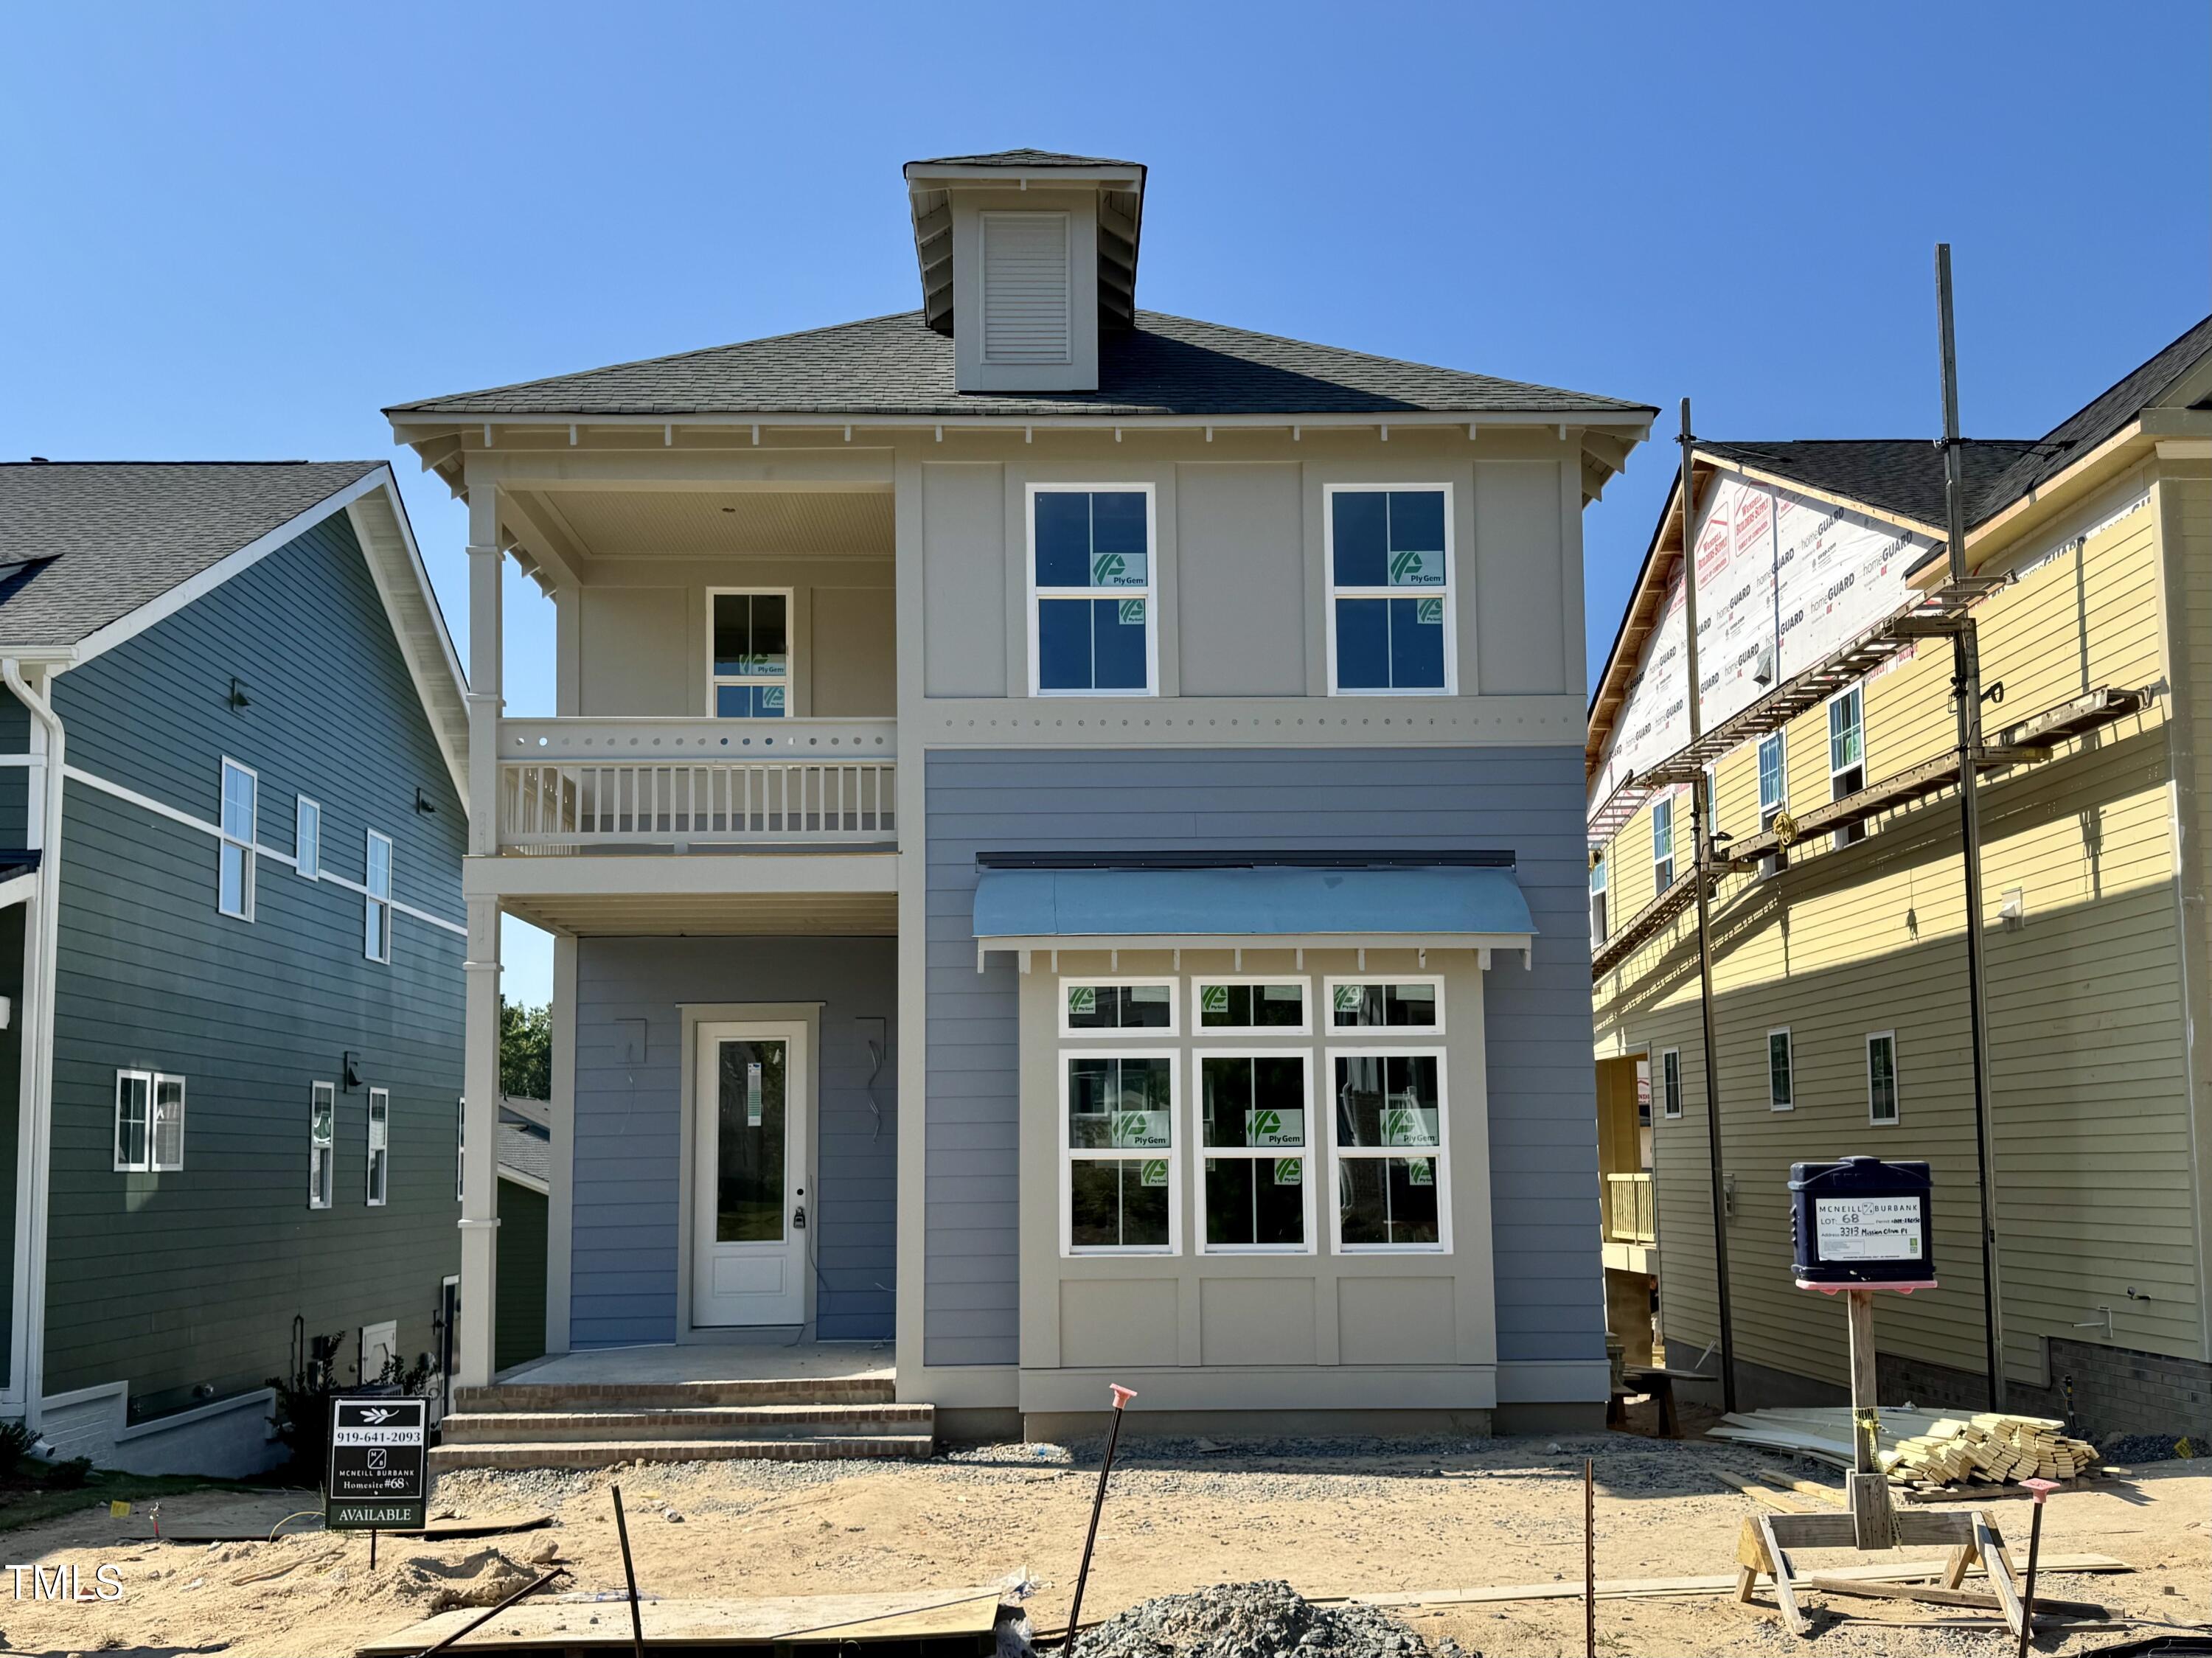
(1051, 1581, 1473, 1658)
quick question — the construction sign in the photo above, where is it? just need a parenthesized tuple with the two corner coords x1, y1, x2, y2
(326, 1397, 428, 1530)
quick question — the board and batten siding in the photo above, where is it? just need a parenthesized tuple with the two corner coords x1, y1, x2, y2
(41, 509, 466, 1418)
(1596, 488, 2200, 1390)
(922, 745, 1604, 1379)
(567, 936, 897, 1348)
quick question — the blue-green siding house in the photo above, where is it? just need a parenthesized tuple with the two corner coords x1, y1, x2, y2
(0, 461, 470, 1474)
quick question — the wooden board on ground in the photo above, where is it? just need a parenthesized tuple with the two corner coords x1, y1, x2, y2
(1339, 1553, 2126, 1609)
(358, 1587, 1009, 1656)
(121, 1502, 550, 1544)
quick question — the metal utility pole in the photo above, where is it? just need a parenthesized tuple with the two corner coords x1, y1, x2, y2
(1677, 397, 1738, 1413)
(1935, 244, 2007, 1410)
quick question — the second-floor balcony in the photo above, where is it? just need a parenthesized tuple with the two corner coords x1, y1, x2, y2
(1602, 1171, 1655, 1247)
(497, 717, 896, 852)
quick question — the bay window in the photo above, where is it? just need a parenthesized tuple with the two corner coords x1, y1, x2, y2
(1197, 1052, 1312, 1252)
(1063, 1052, 1176, 1252)
(1329, 1050, 1447, 1249)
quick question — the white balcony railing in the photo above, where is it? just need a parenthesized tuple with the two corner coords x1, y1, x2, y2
(496, 717, 895, 850)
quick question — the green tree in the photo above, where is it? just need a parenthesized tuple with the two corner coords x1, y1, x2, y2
(501, 1000, 552, 1101)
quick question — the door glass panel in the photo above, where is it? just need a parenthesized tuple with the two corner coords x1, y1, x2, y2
(715, 1039, 787, 1241)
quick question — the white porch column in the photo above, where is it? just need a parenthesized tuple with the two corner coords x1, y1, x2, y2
(458, 896, 502, 1386)
(465, 486, 504, 857)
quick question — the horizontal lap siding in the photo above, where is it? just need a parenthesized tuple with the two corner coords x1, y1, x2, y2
(569, 937, 897, 1348)
(1599, 500, 2200, 1388)
(44, 512, 465, 1416)
(925, 744, 1602, 1370)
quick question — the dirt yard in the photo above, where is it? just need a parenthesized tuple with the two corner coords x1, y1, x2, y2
(0, 1429, 2202, 1657)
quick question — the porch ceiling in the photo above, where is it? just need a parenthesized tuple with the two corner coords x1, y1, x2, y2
(508, 486, 893, 562)
(504, 890, 898, 936)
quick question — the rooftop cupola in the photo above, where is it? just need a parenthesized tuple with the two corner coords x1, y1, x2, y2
(903, 149, 1146, 394)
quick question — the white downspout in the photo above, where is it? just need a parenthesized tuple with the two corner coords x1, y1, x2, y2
(2, 659, 62, 1435)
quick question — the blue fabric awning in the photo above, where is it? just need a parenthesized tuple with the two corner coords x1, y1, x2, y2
(972, 864, 1534, 943)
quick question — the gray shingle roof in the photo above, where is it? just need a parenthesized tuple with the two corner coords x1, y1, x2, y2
(0, 460, 383, 648)
(498, 1114, 551, 1186)
(386, 310, 1654, 421)
(1696, 439, 2045, 530)
(909, 148, 1141, 170)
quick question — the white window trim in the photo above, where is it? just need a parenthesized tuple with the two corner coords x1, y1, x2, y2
(295, 794, 321, 881)
(366, 1087, 390, 1207)
(310, 1081, 335, 1210)
(1828, 685, 1868, 849)
(113, 1069, 152, 1172)
(1767, 1026, 1794, 1112)
(1024, 483, 1161, 699)
(364, 829, 394, 964)
(1322, 482, 1458, 697)
(1192, 1048, 1318, 1255)
(1321, 974, 1448, 1037)
(1057, 975, 1179, 1038)
(1868, 1031, 1900, 1126)
(1758, 731, 1788, 818)
(1652, 793, 1676, 891)
(1190, 975, 1312, 1037)
(218, 757, 257, 921)
(1325, 1045, 1451, 1253)
(456, 1096, 466, 1203)
(1660, 1048, 1683, 1120)
(704, 586, 796, 718)
(1058, 1048, 1181, 1257)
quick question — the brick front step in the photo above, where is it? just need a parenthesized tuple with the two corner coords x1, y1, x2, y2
(428, 1434, 935, 1471)
(442, 1404, 935, 1444)
(453, 1377, 896, 1414)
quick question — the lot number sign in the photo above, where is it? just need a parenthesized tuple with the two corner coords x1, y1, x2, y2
(327, 1397, 428, 1530)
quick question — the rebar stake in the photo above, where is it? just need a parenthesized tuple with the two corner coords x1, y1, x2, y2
(612, 1484, 646, 1658)
(1583, 1457, 1596, 1658)
(2015, 1477, 2058, 1658)
(1062, 1383, 1136, 1657)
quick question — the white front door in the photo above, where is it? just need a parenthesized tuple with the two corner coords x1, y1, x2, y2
(691, 1020, 809, 1328)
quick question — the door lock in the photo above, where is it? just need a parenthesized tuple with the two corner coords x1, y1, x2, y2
(793, 1205, 807, 1230)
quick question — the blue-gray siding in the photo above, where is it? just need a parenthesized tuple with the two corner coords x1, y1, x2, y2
(571, 937, 897, 1348)
(41, 509, 465, 1416)
(922, 746, 1604, 1371)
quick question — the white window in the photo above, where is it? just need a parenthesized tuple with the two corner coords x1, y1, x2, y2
(218, 759, 257, 919)
(1029, 487, 1155, 696)
(1326, 484, 1453, 694)
(295, 795, 321, 881)
(1660, 1048, 1683, 1120)
(366, 1087, 390, 1206)
(115, 1070, 184, 1172)
(1829, 686, 1865, 848)
(708, 589, 791, 718)
(1062, 1052, 1177, 1253)
(1060, 978, 1176, 1037)
(1328, 1048, 1448, 1250)
(310, 1081, 335, 1208)
(1757, 731, 1788, 877)
(1196, 1051, 1313, 1253)
(1590, 851, 1609, 947)
(1868, 1032, 1899, 1124)
(1326, 976, 1444, 1034)
(1192, 978, 1309, 1034)
(1652, 794, 1676, 891)
(1768, 1028, 1794, 1110)
(364, 830, 393, 964)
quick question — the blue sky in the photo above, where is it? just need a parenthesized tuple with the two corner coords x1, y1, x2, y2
(6, 3, 2207, 1005)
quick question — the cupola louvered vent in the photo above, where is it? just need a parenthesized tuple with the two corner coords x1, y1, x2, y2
(981, 212, 1071, 365)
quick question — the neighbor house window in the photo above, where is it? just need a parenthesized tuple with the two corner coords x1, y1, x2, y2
(1327, 978, 1443, 1032)
(218, 759, 257, 919)
(115, 1070, 185, 1172)
(1194, 979, 1308, 1034)
(1757, 731, 1788, 877)
(1060, 980, 1175, 1036)
(364, 831, 393, 964)
(1197, 1052, 1312, 1253)
(1652, 795, 1676, 891)
(1590, 852, 1610, 947)
(295, 795, 321, 880)
(1030, 487, 1154, 694)
(1660, 1048, 1682, 1120)
(1829, 686, 1865, 848)
(1327, 485, 1453, 694)
(709, 590, 790, 717)
(1062, 1053, 1176, 1252)
(366, 1087, 390, 1206)
(310, 1081, 335, 1208)
(1329, 1050, 1447, 1249)
(1768, 1028, 1794, 1110)
(1868, 1032, 1899, 1124)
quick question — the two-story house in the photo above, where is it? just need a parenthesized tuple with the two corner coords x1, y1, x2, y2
(394, 149, 1655, 1460)
(0, 460, 470, 1473)
(1585, 316, 2212, 1441)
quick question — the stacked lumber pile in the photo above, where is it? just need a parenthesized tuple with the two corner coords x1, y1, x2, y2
(1708, 1407, 2100, 1491)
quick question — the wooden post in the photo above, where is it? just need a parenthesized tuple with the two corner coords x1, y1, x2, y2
(1845, 1289, 1894, 1549)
